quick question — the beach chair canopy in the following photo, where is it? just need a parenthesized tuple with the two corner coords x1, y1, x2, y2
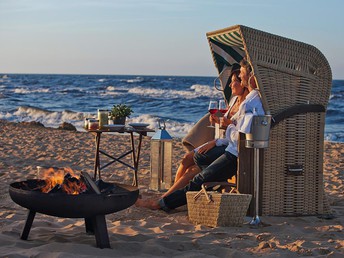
(207, 25, 332, 116)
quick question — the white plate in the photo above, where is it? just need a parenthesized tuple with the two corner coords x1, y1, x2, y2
(128, 123, 149, 128)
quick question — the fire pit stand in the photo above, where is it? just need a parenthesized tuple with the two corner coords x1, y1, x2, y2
(85, 215, 110, 248)
(20, 211, 111, 248)
(9, 180, 139, 249)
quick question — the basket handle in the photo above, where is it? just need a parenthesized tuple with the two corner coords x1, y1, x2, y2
(193, 184, 213, 203)
(193, 182, 240, 203)
(202, 184, 213, 203)
(202, 182, 239, 194)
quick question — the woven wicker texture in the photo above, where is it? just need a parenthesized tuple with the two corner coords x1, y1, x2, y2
(239, 25, 332, 115)
(262, 113, 325, 215)
(186, 191, 252, 227)
(206, 25, 332, 216)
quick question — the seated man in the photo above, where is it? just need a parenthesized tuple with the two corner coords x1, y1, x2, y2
(136, 58, 264, 211)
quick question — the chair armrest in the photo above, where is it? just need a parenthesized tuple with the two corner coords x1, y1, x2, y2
(272, 104, 325, 128)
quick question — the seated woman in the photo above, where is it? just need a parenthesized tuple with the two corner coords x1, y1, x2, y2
(162, 69, 248, 198)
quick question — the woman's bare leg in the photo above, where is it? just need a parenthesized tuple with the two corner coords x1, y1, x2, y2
(135, 198, 160, 210)
(174, 151, 195, 183)
(162, 165, 200, 198)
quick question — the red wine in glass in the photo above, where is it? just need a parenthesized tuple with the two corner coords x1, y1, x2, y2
(208, 108, 218, 115)
(208, 101, 218, 127)
(219, 100, 227, 115)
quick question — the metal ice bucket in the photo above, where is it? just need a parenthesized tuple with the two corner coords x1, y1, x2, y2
(245, 115, 272, 149)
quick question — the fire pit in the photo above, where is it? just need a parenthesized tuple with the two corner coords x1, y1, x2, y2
(9, 173, 139, 249)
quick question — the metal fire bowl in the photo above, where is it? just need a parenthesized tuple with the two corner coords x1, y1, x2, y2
(9, 180, 139, 218)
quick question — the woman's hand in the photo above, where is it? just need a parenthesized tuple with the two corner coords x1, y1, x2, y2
(197, 140, 216, 154)
(209, 115, 220, 124)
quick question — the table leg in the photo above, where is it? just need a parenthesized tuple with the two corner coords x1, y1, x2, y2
(136, 134, 143, 169)
(93, 132, 101, 181)
(129, 132, 138, 186)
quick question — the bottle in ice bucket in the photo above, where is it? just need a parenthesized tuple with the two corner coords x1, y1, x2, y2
(98, 109, 109, 129)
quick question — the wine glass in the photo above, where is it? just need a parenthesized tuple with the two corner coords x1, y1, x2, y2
(219, 100, 228, 116)
(208, 100, 218, 127)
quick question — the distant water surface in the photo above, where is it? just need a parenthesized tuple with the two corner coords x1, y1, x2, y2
(0, 74, 343, 142)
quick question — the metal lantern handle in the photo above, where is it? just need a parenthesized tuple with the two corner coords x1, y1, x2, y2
(158, 119, 166, 130)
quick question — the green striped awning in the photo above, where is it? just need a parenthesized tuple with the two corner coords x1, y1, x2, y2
(211, 31, 244, 48)
(207, 28, 246, 103)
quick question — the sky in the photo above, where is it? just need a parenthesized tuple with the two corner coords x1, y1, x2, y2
(0, 0, 343, 79)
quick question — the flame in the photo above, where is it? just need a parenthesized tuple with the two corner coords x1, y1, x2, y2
(40, 167, 86, 195)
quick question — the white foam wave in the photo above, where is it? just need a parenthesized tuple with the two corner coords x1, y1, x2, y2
(12, 106, 84, 129)
(127, 114, 192, 138)
(0, 75, 9, 82)
(126, 84, 222, 99)
(106, 86, 116, 91)
(102, 86, 125, 96)
(121, 77, 144, 83)
(325, 132, 344, 142)
(2, 107, 191, 137)
(13, 88, 50, 94)
(103, 83, 222, 99)
(0, 112, 13, 119)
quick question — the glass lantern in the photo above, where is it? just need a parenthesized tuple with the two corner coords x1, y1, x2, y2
(150, 120, 173, 191)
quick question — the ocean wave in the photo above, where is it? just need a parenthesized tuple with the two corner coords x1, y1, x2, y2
(13, 88, 50, 94)
(1, 106, 192, 137)
(120, 77, 144, 83)
(125, 84, 222, 99)
(126, 114, 193, 138)
(104, 86, 129, 95)
(106, 86, 116, 91)
(10, 106, 84, 128)
(329, 93, 343, 100)
(325, 132, 344, 142)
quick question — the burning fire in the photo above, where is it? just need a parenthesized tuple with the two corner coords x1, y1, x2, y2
(40, 167, 87, 195)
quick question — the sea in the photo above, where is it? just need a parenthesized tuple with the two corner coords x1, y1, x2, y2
(0, 74, 343, 142)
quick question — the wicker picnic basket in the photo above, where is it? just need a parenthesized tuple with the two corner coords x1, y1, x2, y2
(186, 185, 252, 227)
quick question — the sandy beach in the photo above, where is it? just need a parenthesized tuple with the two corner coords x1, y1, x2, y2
(0, 119, 343, 257)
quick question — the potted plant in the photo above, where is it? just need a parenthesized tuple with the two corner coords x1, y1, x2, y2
(110, 104, 133, 124)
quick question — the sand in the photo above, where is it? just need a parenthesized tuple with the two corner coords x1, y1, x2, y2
(0, 119, 343, 257)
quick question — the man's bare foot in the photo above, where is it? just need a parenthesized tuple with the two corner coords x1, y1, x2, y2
(135, 198, 161, 210)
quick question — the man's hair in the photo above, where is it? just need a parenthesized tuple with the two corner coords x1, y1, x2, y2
(239, 58, 252, 73)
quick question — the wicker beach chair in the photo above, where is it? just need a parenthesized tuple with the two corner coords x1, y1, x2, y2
(195, 25, 332, 216)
